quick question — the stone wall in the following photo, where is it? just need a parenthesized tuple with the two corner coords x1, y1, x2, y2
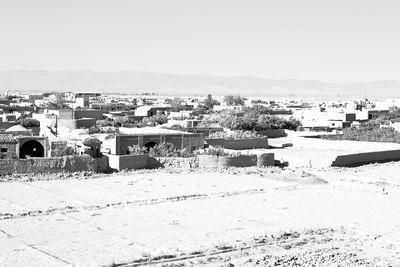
(0, 155, 97, 175)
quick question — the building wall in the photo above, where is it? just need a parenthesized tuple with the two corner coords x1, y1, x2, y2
(17, 136, 49, 158)
(55, 109, 104, 120)
(0, 143, 17, 159)
(74, 109, 104, 120)
(0, 122, 19, 130)
(59, 118, 96, 129)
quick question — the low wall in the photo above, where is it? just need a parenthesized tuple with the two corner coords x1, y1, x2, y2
(257, 153, 275, 167)
(0, 155, 97, 175)
(105, 154, 148, 171)
(256, 129, 286, 138)
(198, 154, 258, 168)
(205, 137, 269, 150)
(148, 157, 198, 169)
(95, 156, 109, 173)
(331, 149, 400, 167)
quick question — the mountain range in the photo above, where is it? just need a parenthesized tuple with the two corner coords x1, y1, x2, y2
(0, 71, 399, 99)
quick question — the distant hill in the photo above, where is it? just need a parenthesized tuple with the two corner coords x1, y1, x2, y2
(0, 71, 399, 98)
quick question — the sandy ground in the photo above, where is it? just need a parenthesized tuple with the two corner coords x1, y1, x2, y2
(0, 164, 400, 266)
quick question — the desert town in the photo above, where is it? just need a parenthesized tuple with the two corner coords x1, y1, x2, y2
(1, 90, 400, 266)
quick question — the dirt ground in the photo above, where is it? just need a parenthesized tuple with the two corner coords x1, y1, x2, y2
(0, 165, 400, 266)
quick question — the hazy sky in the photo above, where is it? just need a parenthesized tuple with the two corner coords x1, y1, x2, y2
(1, 0, 400, 82)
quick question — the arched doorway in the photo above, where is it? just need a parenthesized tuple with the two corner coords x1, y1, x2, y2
(144, 141, 157, 151)
(19, 140, 45, 158)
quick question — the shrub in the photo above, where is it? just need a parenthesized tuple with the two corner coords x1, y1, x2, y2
(89, 126, 118, 134)
(199, 110, 301, 131)
(195, 147, 241, 157)
(381, 106, 400, 121)
(224, 95, 246, 106)
(52, 146, 76, 157)
(208, 130, 262, 140)
(324, 120, 400, 143)
(257, 115, 301, 131)
(96, 119, 114, 127)
(141, 114, 168, 126)
(167, 124, 185, 131)
(127, 145, 148, 155)
(148, 142, 194, 157)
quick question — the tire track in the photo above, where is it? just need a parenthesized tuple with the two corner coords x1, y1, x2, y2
(0, 188, 270, 221)
(114, 228, 338, 267)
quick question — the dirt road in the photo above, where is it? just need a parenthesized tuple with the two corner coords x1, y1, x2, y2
(0, 166, 399, 266)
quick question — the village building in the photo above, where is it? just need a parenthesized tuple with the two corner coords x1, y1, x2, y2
(0, 126, 49, 158)
(0, 134, 18, 159)
(134, 106, 172, 117)
(102, 127, 204, 155)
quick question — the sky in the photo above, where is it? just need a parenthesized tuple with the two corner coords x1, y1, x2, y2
(0, 0, 400, 82)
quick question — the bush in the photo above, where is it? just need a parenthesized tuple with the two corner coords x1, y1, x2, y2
(96, 119, 114, 127)
(166, 124, 185, 131)
(208, 130, 262, 140)
(141, 114, 168, 127)
(148, 142, 194, 158)
(324, 120, 400, 143)
(200, 110, 301, 131)
(52, 146, 76, 157)
(224, 95, 246, 106)
(257, 115, 301, 131)
(195, 147, 241, 157)
(127, 145, 148, 155)
(89, 126, 118, 134)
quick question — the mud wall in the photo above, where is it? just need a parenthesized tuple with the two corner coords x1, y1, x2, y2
(95, 156, 109, 173)
(206, 138, 269, 150)
(256, 129, 286, 138)
(106, 154, 148, 171)
(257, 153, 275, 167)
(0, 155, 97, 175)
(198, 155, 258, 168)
(331, 149, 400, 167)
(148, 157, 198, 169)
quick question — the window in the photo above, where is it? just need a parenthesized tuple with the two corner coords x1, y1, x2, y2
(0, 148, 8, 153)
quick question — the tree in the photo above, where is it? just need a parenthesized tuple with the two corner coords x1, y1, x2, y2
(204, 94, 220, 109)
(40, 97, 71, 110)
(224, 95, 246, 106)
(20, 118, 40, 127)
